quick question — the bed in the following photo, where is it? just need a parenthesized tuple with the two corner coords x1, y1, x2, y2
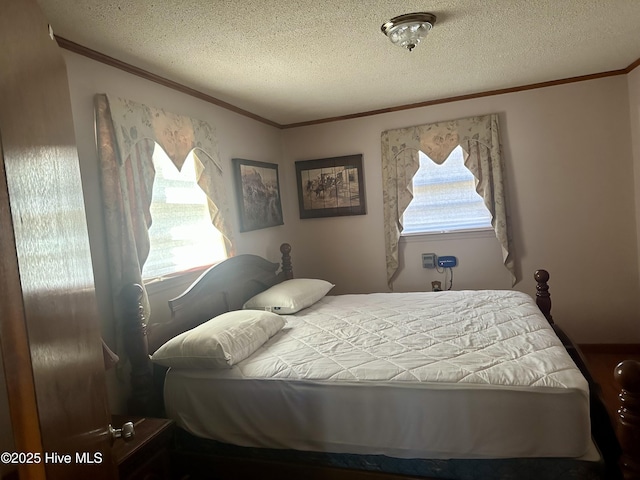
(121, 243, 639, 480)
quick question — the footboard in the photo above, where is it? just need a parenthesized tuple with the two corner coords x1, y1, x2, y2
(615, 360, 640, 479)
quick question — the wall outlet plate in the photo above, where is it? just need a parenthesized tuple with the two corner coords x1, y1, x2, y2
(437, 255, 457, 268)
(422, 253, 437, 269)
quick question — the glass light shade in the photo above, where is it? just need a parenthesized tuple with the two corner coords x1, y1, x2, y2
(381, 13, 436, 52)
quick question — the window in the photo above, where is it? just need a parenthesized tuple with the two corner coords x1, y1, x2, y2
(402, 145, 492, 234)
(142, 144, 227, 280)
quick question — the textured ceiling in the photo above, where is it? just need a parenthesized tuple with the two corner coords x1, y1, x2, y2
(37, 0, 640, 126)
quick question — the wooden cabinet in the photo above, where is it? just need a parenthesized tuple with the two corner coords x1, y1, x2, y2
(112, 416, 175, 480)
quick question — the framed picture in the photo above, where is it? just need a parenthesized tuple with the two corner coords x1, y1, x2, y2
(232, 158, 284, 232)
(295, 154, 366, 219)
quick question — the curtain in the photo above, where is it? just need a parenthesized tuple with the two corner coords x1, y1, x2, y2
(94, 94, 234, 356)
(381, 114, 516, 288)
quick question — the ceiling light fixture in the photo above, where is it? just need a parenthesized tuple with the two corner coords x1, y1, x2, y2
(381, 12, 437, 52)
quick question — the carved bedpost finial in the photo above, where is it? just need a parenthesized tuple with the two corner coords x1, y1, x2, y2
(614, 360, 640, 479)
(280, 243, 293, 280)
(534, 269, 553, 325)
(121, 283, 145, 325)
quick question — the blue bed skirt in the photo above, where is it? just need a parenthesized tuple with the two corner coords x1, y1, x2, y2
(174, 428, 606, 480)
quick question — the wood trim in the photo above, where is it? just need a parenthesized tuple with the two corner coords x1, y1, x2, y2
(282, 69, 629, 129)
(55, 34, 640, 130)
(54, 36, 281, 129)
(626, 56, 640, 73)
(579, 344, 640, 355)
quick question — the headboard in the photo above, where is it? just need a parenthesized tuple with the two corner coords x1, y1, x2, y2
(121, 242, 292, 415)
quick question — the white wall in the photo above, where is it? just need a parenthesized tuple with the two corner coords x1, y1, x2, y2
(63, 51, 292, 412)
(282, 75, 640, 344)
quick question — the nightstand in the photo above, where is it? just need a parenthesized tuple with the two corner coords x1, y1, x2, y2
(111, 415, 175, 480)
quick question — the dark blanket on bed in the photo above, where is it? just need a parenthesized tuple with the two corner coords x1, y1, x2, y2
(173, 428, 605, 480)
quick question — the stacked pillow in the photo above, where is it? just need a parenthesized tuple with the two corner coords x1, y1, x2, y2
(152, 278, 334, 369)
(242, 278, 334, 314)
(151, 309, 285, 369)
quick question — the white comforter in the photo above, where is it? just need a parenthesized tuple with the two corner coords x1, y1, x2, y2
(165, 290, 592, 459)
(237, 290, 587, 389)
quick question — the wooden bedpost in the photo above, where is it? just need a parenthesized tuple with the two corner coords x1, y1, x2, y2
(121, 283, 160, 416)
(534, 269, 553, 325)
(280, 243, 293, 279)
(533, 270, 624, 478)
(614, 359, 640, 479)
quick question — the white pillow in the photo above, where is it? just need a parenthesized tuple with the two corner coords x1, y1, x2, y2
(243, 278, 334, 314)
(151, 310, 285, 369)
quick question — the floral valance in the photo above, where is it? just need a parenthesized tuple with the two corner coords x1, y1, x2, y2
(107, 94, 222, 172)
(95, 94, 235, 362)
(381, 114, 516, 287)
(102, 94, 234, 255)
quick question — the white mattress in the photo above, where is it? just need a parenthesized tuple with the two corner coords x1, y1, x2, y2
(164, 290, 591, 459)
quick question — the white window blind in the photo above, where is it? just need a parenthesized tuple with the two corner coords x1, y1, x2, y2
(142, 144, 227, 280)
(402, 145, 492, 234)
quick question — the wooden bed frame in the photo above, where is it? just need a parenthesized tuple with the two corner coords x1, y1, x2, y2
(121, 243, 640, 480)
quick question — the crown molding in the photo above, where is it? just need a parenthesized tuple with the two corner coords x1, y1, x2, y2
(56, 36, 639, 130)
(55, 36, 280, 129)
